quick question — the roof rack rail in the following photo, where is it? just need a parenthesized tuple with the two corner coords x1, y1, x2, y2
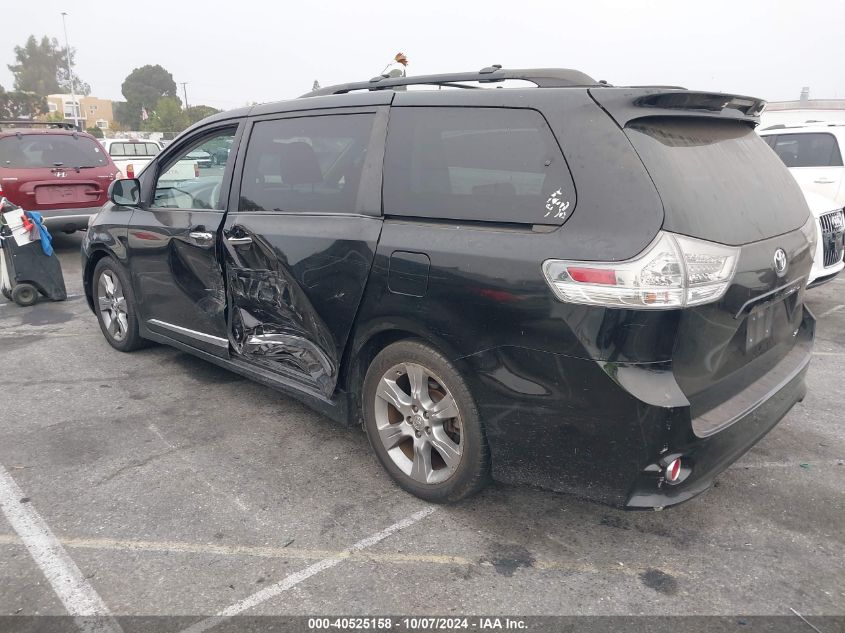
(302, 65, 601, 97)
(0, 119, 76, 131)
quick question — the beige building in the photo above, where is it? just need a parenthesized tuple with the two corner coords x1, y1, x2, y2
(46, 94, 114, 131)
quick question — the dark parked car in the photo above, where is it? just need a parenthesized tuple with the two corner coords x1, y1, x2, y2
(82, 67, 816, 507)
(210, 146, 230, 166)
(186, 149, 213, 168)
(0, 121, 120, 232)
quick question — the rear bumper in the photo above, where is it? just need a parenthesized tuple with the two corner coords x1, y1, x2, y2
(39, 208, 100, 232)
(461, 308, 815, 509)
(625, 336, 811, 508)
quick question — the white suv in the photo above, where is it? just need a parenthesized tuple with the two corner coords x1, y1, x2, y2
(759, 123, 845, 286)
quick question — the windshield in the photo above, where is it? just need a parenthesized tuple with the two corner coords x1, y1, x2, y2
(0, 134, 109, 169)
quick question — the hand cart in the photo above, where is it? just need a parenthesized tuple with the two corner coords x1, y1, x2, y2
(0, 201, 66, 306)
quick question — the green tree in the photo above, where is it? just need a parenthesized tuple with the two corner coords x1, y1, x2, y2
(7, 35, 90, 97)
(0, 84, 48, 118)
(86, 126, 104, 138)
(146, 96, 187, 133)
(121, 65, 178, 112)
(185, 105, 219, 125)
(112, 101, 138, 129)
(112, 101, 136, 129)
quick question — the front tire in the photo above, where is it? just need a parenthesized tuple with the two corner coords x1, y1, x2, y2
(93, 258, 144, 352)
(362, 340, 490, 503)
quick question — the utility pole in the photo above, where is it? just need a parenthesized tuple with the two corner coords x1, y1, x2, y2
(180, 82, 189, 110)
(60, 12, 79, 130)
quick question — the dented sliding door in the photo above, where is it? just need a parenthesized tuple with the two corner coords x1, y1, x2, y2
(222, 107, 387, 396)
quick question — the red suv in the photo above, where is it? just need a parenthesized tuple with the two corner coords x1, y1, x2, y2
(0, 122, 119, 233)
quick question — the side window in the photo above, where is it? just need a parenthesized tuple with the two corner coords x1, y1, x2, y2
(762, 134, 778, 149)
(772, 133, 843, 167)
(152, 128, 236, 210)
(238, 113, 374, 213)
(383, 107, 575, 224)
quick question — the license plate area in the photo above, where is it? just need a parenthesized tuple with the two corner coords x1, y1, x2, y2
(34, 184, 97, 204)
(746, 302, 775, 352)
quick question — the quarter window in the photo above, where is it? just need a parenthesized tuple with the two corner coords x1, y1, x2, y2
(151, 128, 236, 210)
(770, 133, 843, 167)
(238, 113, 374, 213)
(383, 107, 575, 224)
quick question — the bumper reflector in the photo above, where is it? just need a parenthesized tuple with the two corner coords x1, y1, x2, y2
(666, 457, 682, 483)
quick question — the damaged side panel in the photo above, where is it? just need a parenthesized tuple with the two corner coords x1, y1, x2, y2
(227, 245, 336, 393)
(223, 217, 383, 397)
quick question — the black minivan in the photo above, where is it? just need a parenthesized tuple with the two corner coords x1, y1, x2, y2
(82, 67, 816, 508)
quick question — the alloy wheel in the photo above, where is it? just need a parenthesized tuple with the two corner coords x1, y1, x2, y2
(374, 362, 463, 485)
(97, 270, 128, 342)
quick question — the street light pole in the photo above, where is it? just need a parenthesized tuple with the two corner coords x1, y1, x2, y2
(60, 12, 79, 130)
(180, 82, 189, 110)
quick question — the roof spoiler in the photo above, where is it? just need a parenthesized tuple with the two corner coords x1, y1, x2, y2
(589, 88, 766, 127)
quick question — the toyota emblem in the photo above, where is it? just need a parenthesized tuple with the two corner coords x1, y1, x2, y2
(773, 248, 788, 277)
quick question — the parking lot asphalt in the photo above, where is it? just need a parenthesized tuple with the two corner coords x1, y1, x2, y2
(0, 232, 843, 622)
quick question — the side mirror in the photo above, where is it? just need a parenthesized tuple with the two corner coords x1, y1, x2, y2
(109, 178, 141, 206)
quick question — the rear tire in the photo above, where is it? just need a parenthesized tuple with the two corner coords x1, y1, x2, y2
(362, 339, 490, 503)
(11, 283, 38, 307)
(93, 258, 144, 352)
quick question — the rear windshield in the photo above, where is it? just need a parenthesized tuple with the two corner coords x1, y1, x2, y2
(108, 142, 160, 157)
(0, 134, 108, 169)
(764, 132, 843, 167)
(383, 107, 575, 225)
(625, 118, 808, 245)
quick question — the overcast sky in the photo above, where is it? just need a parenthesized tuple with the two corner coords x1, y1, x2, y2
(1, 0, 842, 109)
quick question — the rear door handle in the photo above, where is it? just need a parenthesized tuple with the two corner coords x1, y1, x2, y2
(188, 231, 214, 247)
(226, 236, 253, 246)
(814, 178, 836, 184)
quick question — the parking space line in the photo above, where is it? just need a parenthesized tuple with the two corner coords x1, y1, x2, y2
(730, 459, 844, 469)
(817, 304, 845, 318)
(0, 464, 123, 633)
(179, 506, 436, 633)
(146, 424, 252, 515)
(0, 530, 685, 578)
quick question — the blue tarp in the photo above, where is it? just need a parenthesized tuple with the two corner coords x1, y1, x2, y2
(23, 211, 54, 257)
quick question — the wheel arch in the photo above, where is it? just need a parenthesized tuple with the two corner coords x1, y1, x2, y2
(339, 319, 465, 426)
(83, 248, 115, 312)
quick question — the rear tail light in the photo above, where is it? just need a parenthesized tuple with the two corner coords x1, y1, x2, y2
(194, 163, 200, 178)
(542, 231, 740, 309)
(126, 164, 135, 179)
